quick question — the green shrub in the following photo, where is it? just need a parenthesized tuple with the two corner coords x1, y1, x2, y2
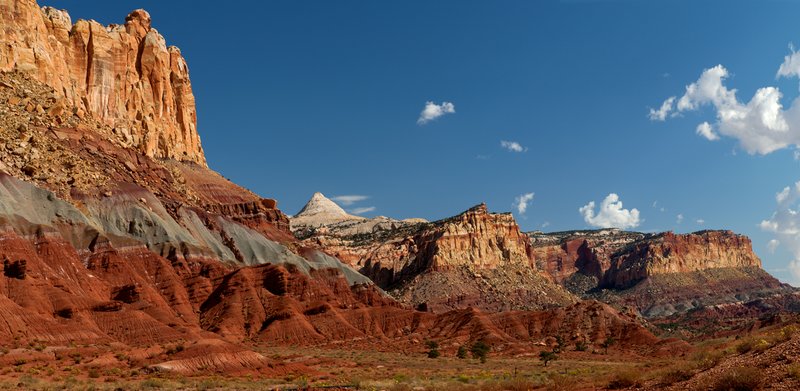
(539, 350, 558, 366)
(425, 340, 440, 359)
(456, 345, 468, 359)
(470, 340, 490, 363)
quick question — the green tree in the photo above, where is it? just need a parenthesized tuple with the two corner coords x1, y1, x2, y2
(425, 340, 440, 359)
(539, 350, 558, 366)
(456, 345, 468, 359)
(470, 340, 490, 363)
(602, 336, 615, 354)
(574, 340, 588, 352)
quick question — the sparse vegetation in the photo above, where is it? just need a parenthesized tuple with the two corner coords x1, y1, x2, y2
(606, 369, 642, 389)
(425, 340, 440, 359)
(539, 350, 558, 366)
(456, 345, 468, 359)
(553, 335, 565, 353)
(470, 340, 490, 363)
(711, 366, 761, 391)
(601, 336, 615, 354)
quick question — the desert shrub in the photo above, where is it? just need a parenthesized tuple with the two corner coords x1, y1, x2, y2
(735, 338, 754, 354)
(140, 378, 166, 389)
(607, 369, 641, 389)
(775, 325, 797, 343)
(711, 367, 761, 391)
(28, 340, 46, 352)
(736, 337, 771, 355)
(546, 374, 578, 391)
(539, 350, 558, 366)
(575, 340, 588, 352)
(659, 364, 694, 385)
(601, 336, 615, 354)
(692, 349, 726, 371)
(788, 363, 800, 380)
(87, 367, 101, 378)
(165, 344, 185, 355)
(425, 340, 440, 359)
(456, 345, 468, 359)
(470, 340, 490, 363)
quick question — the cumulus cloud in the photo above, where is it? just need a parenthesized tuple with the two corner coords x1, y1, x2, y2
(417, 101, 455, 125)
(514, 193, 535, 214)
(349, 206, 376, 215)
(332, 195, 369, 206)
(500, 140, 528, 153)
(696, 219, 705, 225)
(648, 96, 675, 121)
(696, 122, 720, 141)
(760, 181, 800, 284)
(541, 221, 551, 229)
(777, 45, 800, 79)
(579, 193, 641, 229)
(650, 55, 800, 155)
(677, 213, 684, 224)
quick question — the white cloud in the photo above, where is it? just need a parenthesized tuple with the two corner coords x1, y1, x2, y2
(651, 56, 800, 155)
(676, 213, 684, 224)
(760, 181, 800, 284)
(349, 206, 376, 215)
(777, 44, 800, 79)
(768, 239, 781, 254)
(541, 221, 551, 229)
(696, 219, 705, 225)
(696, 122, 720, 141)
(514, 192, 535, 214)
(648, 96, 675, 121)
(579, 193, 641, 229)
(417, 101, 455, 125)
(794, 150, 800, 160)
(500, 140, 528, 153)
(332, 195, 369, 206)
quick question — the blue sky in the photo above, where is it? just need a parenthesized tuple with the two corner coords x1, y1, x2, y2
(45, 0, 800, 284)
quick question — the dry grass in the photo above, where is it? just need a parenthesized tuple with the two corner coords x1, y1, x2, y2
(606, 368, 642, 389)
(711, 366, 762, 391)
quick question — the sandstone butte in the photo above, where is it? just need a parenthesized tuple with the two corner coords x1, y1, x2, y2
(0, 0, 205, 165)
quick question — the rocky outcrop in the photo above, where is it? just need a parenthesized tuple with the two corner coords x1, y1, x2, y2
(0, 0, 205, 164)
(529, 229, 645, 284)
(528, 229, 797, 321)
(602, 230, 762, 289)
(301, 203, 576, 312)
(529, 229, 763, 289)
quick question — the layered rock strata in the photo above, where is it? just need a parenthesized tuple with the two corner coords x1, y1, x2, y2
(0, 0, 204, 164)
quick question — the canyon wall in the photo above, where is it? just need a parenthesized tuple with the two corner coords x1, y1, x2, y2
(0, 0, 205, 165)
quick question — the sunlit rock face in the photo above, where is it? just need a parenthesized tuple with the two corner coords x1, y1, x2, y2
(0, 1, 205, 165)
